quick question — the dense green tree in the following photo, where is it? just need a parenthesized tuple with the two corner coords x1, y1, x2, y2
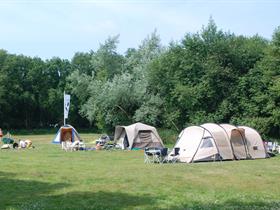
(90, 35, 124, 81)
(71, 52, 94, 75)
(231, 27, 280, 139)
(1, 20, 280, 142)
(69, 32, 163, 130)
(149, 19, 268, 130)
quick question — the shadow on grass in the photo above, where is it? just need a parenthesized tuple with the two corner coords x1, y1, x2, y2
(164, 199, 280, 210)
(31, 191, 156, 210)
(0, 171, 156, 210)
(0, 171, 68, 209)
(1, 171, 279, 210)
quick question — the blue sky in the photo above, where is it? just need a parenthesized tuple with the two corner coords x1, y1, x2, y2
(0, 0, 279, 60)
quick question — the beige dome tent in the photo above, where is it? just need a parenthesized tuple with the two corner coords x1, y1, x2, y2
(114, 122, 164, 149)
(169, 123, 267, 163)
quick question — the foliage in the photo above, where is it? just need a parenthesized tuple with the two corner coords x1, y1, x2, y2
(68, 32, 163, 131)
(1, 19, 280, 140)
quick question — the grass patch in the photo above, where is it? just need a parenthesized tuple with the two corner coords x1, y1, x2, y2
(0, 133, 279, 209)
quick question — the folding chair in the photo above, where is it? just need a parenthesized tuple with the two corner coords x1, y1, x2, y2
(169, 147, 180, 163)
(159, 148, 168, 164)
(144, 148, 153, 163)
(153, 148, 162, 163)
(144, 147, 161, 163)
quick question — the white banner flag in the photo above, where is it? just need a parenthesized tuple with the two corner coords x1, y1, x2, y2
(64, 93, 71, 119)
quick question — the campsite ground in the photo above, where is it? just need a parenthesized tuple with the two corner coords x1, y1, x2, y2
(0, 134, 279, 210)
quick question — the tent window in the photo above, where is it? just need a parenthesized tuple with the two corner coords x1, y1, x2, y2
(139, 131, 152, 142)
(200, 137, 214, 148)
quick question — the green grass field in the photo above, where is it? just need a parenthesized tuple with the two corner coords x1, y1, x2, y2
(0, 134, 280, 210)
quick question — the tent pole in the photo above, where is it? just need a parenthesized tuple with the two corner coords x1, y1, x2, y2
(200, 126, 223, 162)
(190, 129, 205, 163)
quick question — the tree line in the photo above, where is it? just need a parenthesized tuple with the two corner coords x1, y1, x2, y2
(1, 19, 280, 140)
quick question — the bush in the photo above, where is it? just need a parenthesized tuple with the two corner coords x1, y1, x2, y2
(158, 128, 178, 146)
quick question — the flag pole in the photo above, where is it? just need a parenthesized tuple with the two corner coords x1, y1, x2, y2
(63, 91, 66, 126)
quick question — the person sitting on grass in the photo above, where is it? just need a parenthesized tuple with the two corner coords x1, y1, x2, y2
(71, 140, 80, 151)
(13, 142, 18, 149)
(95, 142, 102, 150)
(25, 139, 33, 148)
(19, 140, 26, 149)
(19, 139, 34, 149)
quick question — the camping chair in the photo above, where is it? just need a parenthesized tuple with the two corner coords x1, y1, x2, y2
(144, 147, 161, 163)
(144, 148, 152, 163)
(169, 147, 180, 163)
(95, 134, 110, 146)
(159, 148, 169, 164)
(103, 141, 116, 150)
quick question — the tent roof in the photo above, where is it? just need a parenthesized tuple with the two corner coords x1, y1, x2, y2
(116, 122, 157, 131)
(200, 123, 234, 160)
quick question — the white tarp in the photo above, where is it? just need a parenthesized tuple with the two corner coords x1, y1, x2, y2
(64, 93, 71, 119)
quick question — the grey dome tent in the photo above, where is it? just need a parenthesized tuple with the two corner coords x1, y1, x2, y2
(114, 122, 164, 149)
(169, 123, 267, 163)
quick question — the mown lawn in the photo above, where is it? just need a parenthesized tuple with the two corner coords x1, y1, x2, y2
(0, 134, 279, 210)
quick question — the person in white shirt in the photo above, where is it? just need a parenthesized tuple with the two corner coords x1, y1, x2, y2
(19, 139, 33, 149)
(19, 140, 26, 148)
